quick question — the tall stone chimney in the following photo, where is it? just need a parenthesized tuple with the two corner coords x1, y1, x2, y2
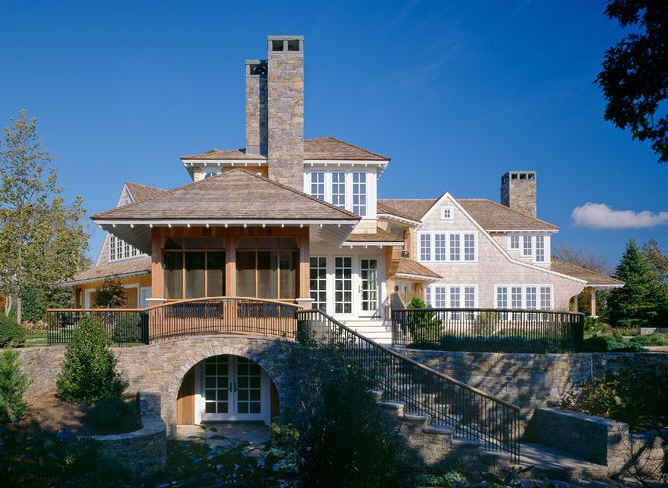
(501, 171, 537, 217)
(245, 59, 268, 155)
(267, 35, 304, 190)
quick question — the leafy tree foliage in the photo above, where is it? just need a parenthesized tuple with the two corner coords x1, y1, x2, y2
(642, 239, 668, 283)
(0, 110, 88, 323)
(0, 349, 30, 423)
(94, 279, 127, 308)
(0, 314, 25, 347)
(56, 316, 127, 404)
(596, 0, 668, 162)
(608, 240, 668, 327)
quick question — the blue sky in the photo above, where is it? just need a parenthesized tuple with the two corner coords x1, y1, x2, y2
(1, 0, 666, 270)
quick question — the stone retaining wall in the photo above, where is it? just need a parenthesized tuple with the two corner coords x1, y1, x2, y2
(399, 349, 668, 413)
(17, 335, 298, 435)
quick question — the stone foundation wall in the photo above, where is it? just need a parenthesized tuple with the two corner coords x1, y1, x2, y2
(399, 349, 668, 414)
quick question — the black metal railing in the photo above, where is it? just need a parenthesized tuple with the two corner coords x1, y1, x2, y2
(296, 309, 521, 462)
(47, 309, 149, 345)
(147, 297, 299, 343)
(391, 308, 584, 352)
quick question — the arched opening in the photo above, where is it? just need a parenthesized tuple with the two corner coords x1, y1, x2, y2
(177, 354, 279, 425)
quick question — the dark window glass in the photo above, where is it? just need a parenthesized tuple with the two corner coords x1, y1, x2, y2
(287, 39, 300, 51)
(272, 39, 284, 51)
(207, 252, 226, 297)
(164, 237, 182, 249)
(164, 252, 183, 299)
(279, 251, 297, 299)
(185, 252, 205, 298)
(257, 251, 277, 298)
(236, 251, 256, 297)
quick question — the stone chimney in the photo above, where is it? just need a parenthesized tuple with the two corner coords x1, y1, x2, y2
(267, 35, 304, 190)
(501, 171, 537, 217)
(245, 59, 268, 156)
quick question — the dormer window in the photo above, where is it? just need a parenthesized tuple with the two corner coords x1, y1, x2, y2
(204, 171, 218, 179)
(109, 235, 140, 262)
(441, 206, 454, 220)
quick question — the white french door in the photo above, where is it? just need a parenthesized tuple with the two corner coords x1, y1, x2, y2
(199, 355, 270, 423)
(359, 259, 378, 316)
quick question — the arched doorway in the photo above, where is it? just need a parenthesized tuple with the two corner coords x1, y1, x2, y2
(177, 354, 279, 425)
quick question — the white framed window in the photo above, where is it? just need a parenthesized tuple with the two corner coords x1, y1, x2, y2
(310, 172, 325, 200)
(449, 234, 460, 261)
(496, 286, 508, 309)
(420, 234, 431, 261)
(203, 171, 218, 179)
(464, 286, 475, 308)
(535, 235, 545, 262)
(334, 257, 352, 314)
(434, 233, 446, 261)
(434, 286, 447, 308)
(352, 172, 367, 216)
(425, 287, 432, 307)
(526, 286, 537, 309)
(109, 234, 140, 262)
(511, 286, 522, 309)
(450, 286, 461, 319)
(464, 233, 475, 261)
(331, 172, 345, 208)
(441, 206, 454, 220)
(540, 286, 552, 310)
(310, 257, 327, 312)
(523, 235, 532, 256)
(510, 234, 520, 249)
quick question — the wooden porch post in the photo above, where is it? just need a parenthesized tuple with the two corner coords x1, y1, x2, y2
(151, 228, 165, 299)
(225, 234, 237, 297)
(296, 229, 311, 309)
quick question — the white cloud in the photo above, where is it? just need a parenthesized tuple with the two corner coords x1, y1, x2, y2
(572, 203, 668, 229)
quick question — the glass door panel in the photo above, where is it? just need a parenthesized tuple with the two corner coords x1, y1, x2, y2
(185, 252, 205, 298)
(236, 358, 262, 415)
(360, 259, 378, 313)
(335, 257, 352, 314)
(203, 356, 230, 416)
(206, 252, 225, 297)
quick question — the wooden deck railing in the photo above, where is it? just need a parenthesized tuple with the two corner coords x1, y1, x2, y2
(47, 297, 301, 345)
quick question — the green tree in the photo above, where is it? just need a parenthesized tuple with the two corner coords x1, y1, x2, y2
(608, 240, 667, 327)
(596, 0, 667, 163)
(0, 349, 30, 424)
(642, 239, 668, 283)
(56, 316, 126, 404)
(94, 280, 127, 308)
(0, 110, 88, 323)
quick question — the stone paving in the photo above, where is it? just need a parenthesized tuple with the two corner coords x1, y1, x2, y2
(175, 422, 270, 449)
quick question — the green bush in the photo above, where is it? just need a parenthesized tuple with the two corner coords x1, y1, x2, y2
(57, 316, 127, 404)
(0, 314, 25, 347)
(583, 316, 606, 336)
(579, 333, 644, 352)
(85, 396, 140, 435)
(405, 296, 442, 345)
(0, 349, 30, 424)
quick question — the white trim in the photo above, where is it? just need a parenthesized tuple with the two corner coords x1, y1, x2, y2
(376, 213, 421, 226)
(441, 206, 454, 221)
(494, 284, 554, 310)
(394, 272, 440, 282)
(181, 159, 267, 166)
(342, 240, 404, 247)
(417, 230, 478, 263)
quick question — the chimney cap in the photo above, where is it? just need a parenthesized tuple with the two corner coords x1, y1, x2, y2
(267, 35, 304, 40)
(244, 59, 264, 65)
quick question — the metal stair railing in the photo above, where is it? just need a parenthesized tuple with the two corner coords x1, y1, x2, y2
(296, 309, 521, 462)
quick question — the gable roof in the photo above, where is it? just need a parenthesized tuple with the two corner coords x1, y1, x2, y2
(92, 169, 359, 222)
(66, 256, 151, 286)
(180, 137, 389, 162)
(550, 258, 624, 287)
(344, 228, 404, 244)
(125, 182, 168, 203)
(378, 198, 558, 232)
(395, 258, 442, 280)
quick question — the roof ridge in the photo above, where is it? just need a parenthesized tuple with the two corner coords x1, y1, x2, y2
(306, 136, 390, 160)
(458, 198, 558, 229)
(94, 168, 359, 220)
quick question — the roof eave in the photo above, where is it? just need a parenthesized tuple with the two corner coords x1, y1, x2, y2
(62, 269, 150, 287)
(394, 272, 441, 282)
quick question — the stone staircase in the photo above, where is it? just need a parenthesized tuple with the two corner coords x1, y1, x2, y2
(342, 319, 392, 344)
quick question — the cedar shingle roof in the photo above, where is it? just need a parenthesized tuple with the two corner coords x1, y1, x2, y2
(92, 169, 359, 221)
(550, 258, 624, 287)
(344, 228, 404, 243)
(395, 259, 442, 279)
(125, 182, 167, 203)
(378, 198, 558, 231)
(180, 137, 389, 161)
(66, 256, 151, 285)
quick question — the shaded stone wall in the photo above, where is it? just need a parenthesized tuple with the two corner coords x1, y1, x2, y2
(245, 60, 268, 155)
(501, 171, 537, 217)
(400, 349, 668, 414)
(17, 336, 298, 436)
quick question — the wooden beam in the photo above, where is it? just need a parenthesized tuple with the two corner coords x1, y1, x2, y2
(151, 227, 165, 298)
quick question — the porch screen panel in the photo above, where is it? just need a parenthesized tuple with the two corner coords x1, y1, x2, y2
(257, 251, 277, 299)
(279, 251, 297, 299)
(164, 252, 183, 299)
(206, 252, 226, 297)
(236, 252, 256, 297)
(185, 252, 205, 299)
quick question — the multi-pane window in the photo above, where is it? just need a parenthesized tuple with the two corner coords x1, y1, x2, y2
(510, 234, 520, 249)
(426, 287, 432, 307)
(434, 233, 446, 261)
(109, 235, 140, 262)
(352, 172, 367, 216)
(526, 287, 537, 309)
(334, 257, 352, 314)
(442, 207, 453, 220)
(331, 172, 345, 208)
(535, 235, 545, 262)
(310, 172, 325, 200)
(464, 234, 475, 261)
(449, 234, 460, 261)
(450, 286, 461, 319)
(497, 286, 508, 308)
(164, 250, 226, 300)
(434, 286, 447, 308)
(540, 286, 551, 310)
(464, 287, 475, 308)
(523, 235, 532, 256)
(511, 287, 522, 309)
(420, 234, 431, 261)
(310, 257, 327, 312)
